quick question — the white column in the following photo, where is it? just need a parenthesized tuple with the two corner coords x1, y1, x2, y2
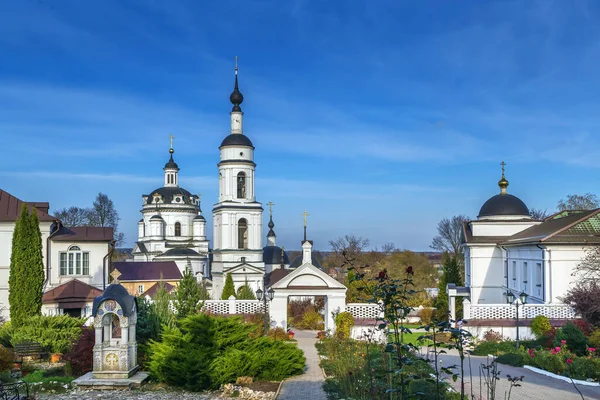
(462, 298, 471, 320)
(270, 294, 288, 330)
(228, 295, 236, 314)
(449, 296, 456, 322)
(95, 326, 102, 344)
(121, 326, 129, 345)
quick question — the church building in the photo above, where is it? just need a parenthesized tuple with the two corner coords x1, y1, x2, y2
(461, 164, 600, 308)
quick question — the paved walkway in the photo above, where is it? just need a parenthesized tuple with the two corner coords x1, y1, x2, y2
(420, 347, 600, 400)
(277, 330, 327, 400)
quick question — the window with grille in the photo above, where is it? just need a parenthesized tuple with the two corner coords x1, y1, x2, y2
(60, 245, 90, 276)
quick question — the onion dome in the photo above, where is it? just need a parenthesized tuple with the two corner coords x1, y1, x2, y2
(267, 215, 275, 237)
(478, 162, 530, 218)
(164, 152, 179, 170)
(263, 246, 290, 265)
(230, 66, 244, 112)
(220, 133, 254, 148)
(145, 187, 197, 205)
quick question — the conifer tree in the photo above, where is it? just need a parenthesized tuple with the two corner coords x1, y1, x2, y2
(9, 205, 44, 327)
(154, 280, 175, 329)
(434, 253, 463, 321)
(236, 280, 256, 300)
(221, 273, 236, 300)
(174, 268, 202, 318)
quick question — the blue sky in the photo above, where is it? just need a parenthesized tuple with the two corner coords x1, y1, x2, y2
(1, 0, 600, 251)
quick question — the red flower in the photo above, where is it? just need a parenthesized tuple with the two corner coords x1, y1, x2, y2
(589, 347, 596, 352)
(567, 358, 573, 364)
(406, 265, 414, 275)
(377, 269, 388, 281)
(555, 347, 561, 353)
(561, 340, 567, 345)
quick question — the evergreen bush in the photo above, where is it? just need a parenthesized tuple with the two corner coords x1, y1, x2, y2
(174, 268, 202, 318)
(554, 322, 588, 356)
(236, 283, 256, 300)
(334, 312, 355, 339)
(11, 315, 84, 354)
(530, 315, 552, 338)
(221, 273, 236, 300)
(0, 322, 14, 348)
(148, 314, 305, 391)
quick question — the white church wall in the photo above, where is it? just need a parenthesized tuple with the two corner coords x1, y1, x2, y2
(545, 245, 587, 303)
(49, 240, 110, 290)
(468, 245, 505, 304)
(471, 221, 537, 237)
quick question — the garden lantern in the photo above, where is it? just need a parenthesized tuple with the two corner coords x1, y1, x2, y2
(256, 286, 275, 336)
(506, 290, 528, 349)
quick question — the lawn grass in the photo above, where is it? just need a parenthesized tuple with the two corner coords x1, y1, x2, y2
(389, 331, 433, 346)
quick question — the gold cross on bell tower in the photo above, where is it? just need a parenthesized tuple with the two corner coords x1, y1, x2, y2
(500, 161, 506, 177)
(169, 134, 175, 150)
(267, 201, 275, 217)
(302, 211, 310, 242)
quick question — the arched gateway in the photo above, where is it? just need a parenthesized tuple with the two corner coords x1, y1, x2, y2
(267, 241, 347, 331)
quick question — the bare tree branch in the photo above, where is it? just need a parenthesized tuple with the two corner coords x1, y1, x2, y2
(430, 215, 469, 256)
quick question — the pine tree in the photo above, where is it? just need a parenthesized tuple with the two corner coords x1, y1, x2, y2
(9, 205, 44, 327)
(434, 253, 464, 321)
(221, 273, 236, 300)
(236, 280, 256, 300)
(154, 281, 175, 328)
(174, 268, 202, 318)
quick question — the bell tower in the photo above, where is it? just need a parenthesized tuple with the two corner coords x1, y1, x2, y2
(211, 60, 265, 299)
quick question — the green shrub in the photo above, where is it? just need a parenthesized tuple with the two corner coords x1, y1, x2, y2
(267, 327, 288, 341)
(553, 322, 587, 356)
(295, 309, 324, 330)
(568, 356, 600, 381)
(221, 273, 236, 300)
(587, 328, 600, 349)
(496, 352, 526, 367)
(148, 313, 305, 391)
(471, 341, 517, 356)
(0, 322, 14, 348)
(334, 312, 354, 339)
(10, 315, 83, 354)
(531, 316, 552, 338)
(0, 345, 14, 372)
(531, 351, 566, 375)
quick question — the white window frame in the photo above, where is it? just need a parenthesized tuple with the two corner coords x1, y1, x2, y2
(60, 245, 90, 276)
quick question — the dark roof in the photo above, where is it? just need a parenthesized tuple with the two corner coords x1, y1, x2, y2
(220, 134, 254, 148)
(164, 153, 179, 170)
(51, 225, 114, 242)
(0, 189, 56, 222)
(160, 248, 201, 257)
(92, 284, 137, 317)
(113, 261, 182, 281)
(290, 254, 323, 269)
(264, 268, 291, 287)
(145, 186, 198, 206)
(501, 209, 600, 245)
(42, 279, 103, 304)
(263, 245, 290, 265)
(134, 242, 148, 253)
(194, 214, 206, 220)
(478, 193, 530, 218)
(142, 282, 176, 299)
(150, 214, 164, 220)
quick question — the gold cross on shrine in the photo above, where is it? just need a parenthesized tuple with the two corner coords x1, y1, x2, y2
(267, 201, 275, 217)
(302, 211, 310, 227)
(110, 268, 121, 284)
(169, 134, 175, 149)
(500, 161, 506, 177)
(105, 353, 119, 369)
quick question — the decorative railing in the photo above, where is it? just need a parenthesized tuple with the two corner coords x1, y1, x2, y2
(201, 296, 266, 315)
(346, 303, 382, 320)
(463, 300, 577, 320)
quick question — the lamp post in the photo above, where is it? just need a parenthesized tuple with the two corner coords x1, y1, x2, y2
(256, 287, 275, 336)
(506, 291, 528, 348)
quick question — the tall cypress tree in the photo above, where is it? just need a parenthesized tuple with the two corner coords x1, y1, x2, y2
(221, 273, 236, 300)
(435, 253, 464, 321)
(9, 204, 43, 326)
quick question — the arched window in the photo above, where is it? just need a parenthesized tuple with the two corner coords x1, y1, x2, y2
(174, 222, 181, 237)
(237, 172, 246, 198)
(238, 218, 248, 249)
(60, 245, 89, 276)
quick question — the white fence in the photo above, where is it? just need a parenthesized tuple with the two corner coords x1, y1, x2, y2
(463, 300, 577, 320)
(345, 303, 382, 320)
(201, 296, 266, 315)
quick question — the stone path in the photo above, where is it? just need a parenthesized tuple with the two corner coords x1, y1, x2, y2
(277, 330, 327, 400)
(421, 347, 600, 400)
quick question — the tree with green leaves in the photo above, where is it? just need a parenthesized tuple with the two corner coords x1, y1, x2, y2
(221, 273, 236, 300)
(174, 268, 202, 318)
(9, 204, 45, 327)
(236, 280, 256, 300)
(434, 253, 463, 321)
(154, 281, 175, 329)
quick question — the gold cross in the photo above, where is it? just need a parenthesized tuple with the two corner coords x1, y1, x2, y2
(169, 134, 175, 149)
(110, 268, 121, 284)
(501, 161, 506, 176)
(105, 353, 119, 369)
(302, 211, 310, 227)
(267, 201, 275, 217)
